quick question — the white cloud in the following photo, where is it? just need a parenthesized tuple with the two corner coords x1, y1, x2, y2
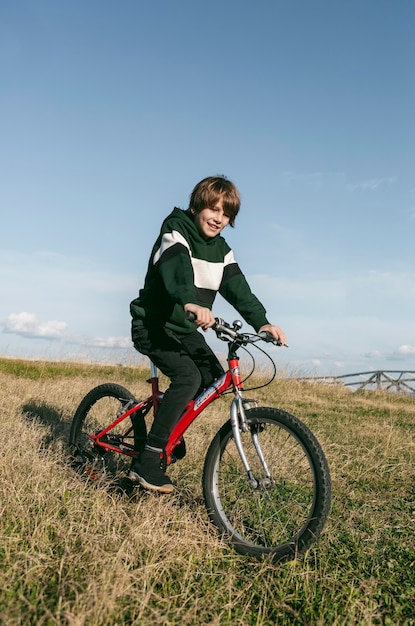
(349, 176, 397, 191)
(2, 312, 67, 339)
(0, 249, 141, 340)
(396, 345, 415, 356)
(365, 350, 382, 358)
(86, 336, 131, 349)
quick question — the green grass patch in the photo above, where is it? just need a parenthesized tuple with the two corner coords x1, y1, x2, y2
(0, 356, 149, 384)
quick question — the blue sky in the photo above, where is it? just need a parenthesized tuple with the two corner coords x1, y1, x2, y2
(1, 0, 414, 376)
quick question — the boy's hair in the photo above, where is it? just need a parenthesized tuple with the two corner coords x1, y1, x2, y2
(189, 175, 240, 227)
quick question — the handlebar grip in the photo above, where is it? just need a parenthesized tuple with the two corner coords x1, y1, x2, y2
(185, 311, 197, 322)
(185, 311, 226, 333)
(258, 331, 283, 346)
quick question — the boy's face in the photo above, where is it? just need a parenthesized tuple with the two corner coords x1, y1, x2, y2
(191, 198, 230, 238)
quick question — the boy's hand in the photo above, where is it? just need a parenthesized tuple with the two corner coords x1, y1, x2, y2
(258, 324, 288, 347)
(184, 303, 216, 331)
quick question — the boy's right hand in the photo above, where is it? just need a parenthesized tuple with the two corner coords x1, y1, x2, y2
(184, 303, 216, 331)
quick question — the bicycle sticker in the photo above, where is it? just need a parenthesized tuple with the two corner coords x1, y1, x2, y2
(194, 372, 227, 410)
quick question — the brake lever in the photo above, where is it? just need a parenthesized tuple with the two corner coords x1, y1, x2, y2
(214, 318, 239, 340)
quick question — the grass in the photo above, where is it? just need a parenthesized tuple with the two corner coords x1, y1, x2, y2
(1, 357, 414, 625)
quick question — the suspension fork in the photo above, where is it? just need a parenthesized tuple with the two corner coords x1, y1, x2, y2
(230, 395, 273, 488)
(227, 351, 272, 487)
(227, 353, 257, 486)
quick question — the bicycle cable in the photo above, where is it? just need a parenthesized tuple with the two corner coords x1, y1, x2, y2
(238, 337, 277, 392)
(219, 335, 277, 394)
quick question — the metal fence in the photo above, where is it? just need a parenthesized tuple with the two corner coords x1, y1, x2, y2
(299, 370, 415, 394)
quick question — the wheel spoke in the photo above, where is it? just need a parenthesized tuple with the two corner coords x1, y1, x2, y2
(70, 384, 139, 479)
(203, 408, 331, 561)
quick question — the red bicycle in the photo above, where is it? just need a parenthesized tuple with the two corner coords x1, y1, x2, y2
(69, 317, 331, 563)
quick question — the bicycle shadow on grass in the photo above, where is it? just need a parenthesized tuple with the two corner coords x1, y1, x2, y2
(21, 400, 71, 450)
(20, 400, 144, 497)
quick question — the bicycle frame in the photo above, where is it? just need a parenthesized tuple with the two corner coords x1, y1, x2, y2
(88, 352, 247, 465)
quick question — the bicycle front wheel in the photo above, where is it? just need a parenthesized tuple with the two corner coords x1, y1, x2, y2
(69, 383, 138, 479)
(202, 407, 331, 563)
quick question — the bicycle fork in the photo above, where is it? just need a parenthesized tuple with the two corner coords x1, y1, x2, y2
(230, 395, 273, 490)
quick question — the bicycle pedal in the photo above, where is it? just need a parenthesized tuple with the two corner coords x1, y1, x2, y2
(117, 399, 137, 417)
(83, 464, 105, 481)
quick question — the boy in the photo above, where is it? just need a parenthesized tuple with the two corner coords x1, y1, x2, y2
(129, 175, 287, 493)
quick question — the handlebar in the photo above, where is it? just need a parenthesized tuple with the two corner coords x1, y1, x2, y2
(185, 311, 283, 347)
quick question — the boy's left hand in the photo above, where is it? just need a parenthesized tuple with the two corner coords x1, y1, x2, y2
(258, 324, 288, 347)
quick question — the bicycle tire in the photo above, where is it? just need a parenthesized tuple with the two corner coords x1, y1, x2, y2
(202, 407, 331, 563)
(69, 383, 139, 478)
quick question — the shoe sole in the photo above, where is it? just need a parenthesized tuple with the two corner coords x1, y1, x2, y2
(128, 470, 174, 494)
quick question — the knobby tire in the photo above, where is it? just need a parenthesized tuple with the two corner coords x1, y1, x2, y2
(202, 407, 331, 563)
(69, 383, 138, 478)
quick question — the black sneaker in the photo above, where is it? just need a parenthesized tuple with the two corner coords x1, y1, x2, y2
(128, 446, 174, 494)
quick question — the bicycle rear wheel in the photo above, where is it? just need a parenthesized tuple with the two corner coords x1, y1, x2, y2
(202, 407, 331, 563)
(69, 383, 139, 479)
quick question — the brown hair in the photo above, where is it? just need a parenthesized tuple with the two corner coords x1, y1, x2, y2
(189, 175, 240, 227)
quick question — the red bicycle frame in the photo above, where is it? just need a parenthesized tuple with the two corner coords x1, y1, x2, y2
(88, 355, 244, 464)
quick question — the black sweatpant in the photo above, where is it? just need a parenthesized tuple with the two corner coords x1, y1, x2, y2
(133, 326, 224, 448)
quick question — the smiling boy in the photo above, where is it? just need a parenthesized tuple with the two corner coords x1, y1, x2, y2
(129, 175, 286, 493)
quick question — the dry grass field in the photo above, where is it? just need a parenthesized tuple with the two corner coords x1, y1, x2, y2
(1, 357, 414, 625)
